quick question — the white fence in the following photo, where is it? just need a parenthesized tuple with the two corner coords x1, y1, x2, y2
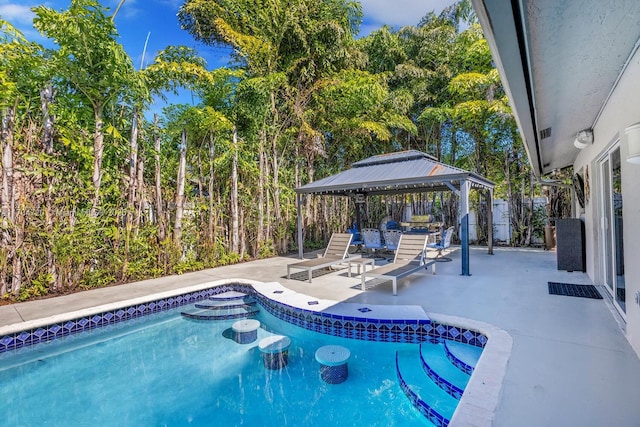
(468, 198, 546, 244)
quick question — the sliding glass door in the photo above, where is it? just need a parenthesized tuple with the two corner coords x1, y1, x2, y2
(600, 146, 625, 314)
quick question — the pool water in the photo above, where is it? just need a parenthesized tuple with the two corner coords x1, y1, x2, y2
(0, 302, 473, 426)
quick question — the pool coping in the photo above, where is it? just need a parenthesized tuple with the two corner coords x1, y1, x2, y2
(0, 278, 512, 427)
(0, 278, 430, 337)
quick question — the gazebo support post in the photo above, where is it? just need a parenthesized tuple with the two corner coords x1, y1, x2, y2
(355, 198, 362, 232)
(297, 193, 303, 259)
(460, 179, 471, 276)
(488, 188, 494, 255)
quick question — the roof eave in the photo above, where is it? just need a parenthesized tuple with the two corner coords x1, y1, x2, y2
(471, 0, 543, 177)
(296, 173, 494, 196)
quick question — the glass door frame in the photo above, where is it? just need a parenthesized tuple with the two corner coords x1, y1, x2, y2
(598, 143, 626, 316)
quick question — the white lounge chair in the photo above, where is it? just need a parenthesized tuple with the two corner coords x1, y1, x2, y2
(361, 234, 436, 296)
(287, 233, 354, 283)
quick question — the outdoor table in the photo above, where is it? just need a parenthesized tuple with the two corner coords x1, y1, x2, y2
(347, 257, 376, 277)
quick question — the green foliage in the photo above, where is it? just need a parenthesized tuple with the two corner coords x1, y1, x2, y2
(17, 274, 51, 302)
(33, 0, 136, 112)
(0, 0, 540, 303)
(174, 252, 205, 275)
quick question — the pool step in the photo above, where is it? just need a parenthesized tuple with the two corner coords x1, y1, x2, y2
(181, 291, 260, 321)
(444, 340, 482, 375)
(209, 291, 250, 302)
(194, 300, 257, 310)
(180, 304, 259, 321)
(420, 342, 471, 400)
(396, 350, 457, 427)
(181, 307, 259, 321)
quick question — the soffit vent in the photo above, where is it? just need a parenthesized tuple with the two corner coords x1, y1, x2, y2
(540, 127, 552, 139)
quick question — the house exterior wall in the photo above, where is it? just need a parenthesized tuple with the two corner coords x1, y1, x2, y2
(573, 45, 640, 356)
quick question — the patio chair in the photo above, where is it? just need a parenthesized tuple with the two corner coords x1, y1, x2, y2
(361, 234, 436, 296)
(362, 228, 385, 257)
(347, 223, 363, 253)
(382, 229, 402, 252)
(287, 233, 354, 283)
(427, 226, 455, 262)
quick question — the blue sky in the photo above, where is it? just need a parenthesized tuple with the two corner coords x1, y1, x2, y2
(1, 0, 457, 110)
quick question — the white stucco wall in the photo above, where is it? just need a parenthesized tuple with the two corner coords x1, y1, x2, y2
(573, 45, 640, 356)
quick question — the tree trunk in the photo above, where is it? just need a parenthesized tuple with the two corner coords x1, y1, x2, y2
(239, 206, 246, 257)
(272, 136, 282, 251)
(257, 135, 266, 250)
(208, 132, 215, 244)
(196, 145, 205, 243)
(123, 107, 140, 278)
(11, 209, 23, 296)
(450, 124, 458, 165)
(505, 146, 514, 245)
(173, 129, 187, 244)
(154, 114, 166, 242)
(269, 91, 284, 252)
(41, 86, 60, 290)
(525, 169, 535, 246)
(134, 157, 145, 234)
(90, 107, 104, 217)
(264, 139, 271, 246)
(1, 106, 16, 296)
(127, 107, 139, 218)
(230, 127, 239, 253)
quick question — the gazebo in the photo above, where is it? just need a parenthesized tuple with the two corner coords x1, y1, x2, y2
(294, 150, 495, 275)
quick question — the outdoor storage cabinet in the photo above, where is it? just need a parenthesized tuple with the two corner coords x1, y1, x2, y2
(555, 218, 585, 272)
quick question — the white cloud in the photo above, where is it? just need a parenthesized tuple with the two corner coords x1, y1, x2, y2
(0, 3, 35, 26)
(360, 0, 457, 28)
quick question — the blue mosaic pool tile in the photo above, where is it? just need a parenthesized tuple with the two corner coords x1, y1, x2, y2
(421, 343, 465, 400)
(0, 282, 487, 354)
(396, 352, 450, 426)
(17, 331, 30, 343)
(64, 321, 76, 331)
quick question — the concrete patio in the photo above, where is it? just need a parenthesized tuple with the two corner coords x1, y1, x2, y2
(1, 247, 639, 426)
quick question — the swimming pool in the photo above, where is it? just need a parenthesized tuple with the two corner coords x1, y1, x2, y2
(0, 282, 488, 426)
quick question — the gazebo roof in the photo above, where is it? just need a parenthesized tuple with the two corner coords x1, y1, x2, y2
(295, 150, 494, 196)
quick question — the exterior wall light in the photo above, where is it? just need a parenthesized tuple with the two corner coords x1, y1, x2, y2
(624, 123, 640, 164)
(573, 129, 593, 149)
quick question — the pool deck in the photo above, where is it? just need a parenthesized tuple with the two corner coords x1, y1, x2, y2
(2, 247, 639, 426)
